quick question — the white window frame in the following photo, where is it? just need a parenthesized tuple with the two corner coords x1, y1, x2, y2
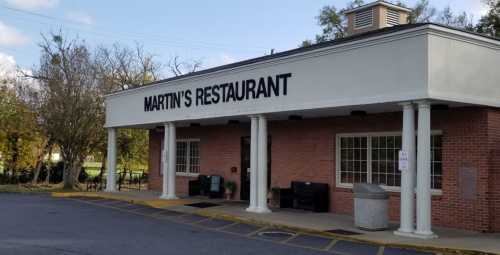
(160, 138, 200, 177)
(176, 139, 200, 177)
(335, 131, 443, 195)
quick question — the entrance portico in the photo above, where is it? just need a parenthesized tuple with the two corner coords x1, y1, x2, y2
(104, 23, 500, 234)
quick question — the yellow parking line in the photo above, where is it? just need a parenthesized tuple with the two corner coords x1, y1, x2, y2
(68, 198, 341, 254)
(279, 233, 298, 244)
(324, 239, 338, 251)
(216, 221, 239, 231)
(246, 226, 268, 237)
(377, 246, 385, 255)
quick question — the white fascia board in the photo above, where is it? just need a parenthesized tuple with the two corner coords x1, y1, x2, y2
(105, 26, 432, 100)
(106, 24, 500, 128)
(427, 25, 500, 108)
(104, 28, 431, 128)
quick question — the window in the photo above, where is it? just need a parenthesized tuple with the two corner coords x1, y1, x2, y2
(176, 139, 200, 174)
(337, 132, 443, 190)
(160, 139, 200, 176)
(431, 135, 442, 190)
(354, 9, 374, 29)
(386, 9, 401, 26)
(371, 135, 402, 187)
(339, 137, 368, 184)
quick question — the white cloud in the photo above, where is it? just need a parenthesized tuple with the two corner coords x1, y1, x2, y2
(0, 52, 38, 89)
(65, 11, 94, 26)
(205, 53, 238, 68)
(0, 21, 30, 46)
(220, 54, 236, 65)
(3, 0, 59, 10)
(0, 52, 17, 79)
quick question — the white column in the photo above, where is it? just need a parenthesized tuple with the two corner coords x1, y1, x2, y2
(256, 115, 271, 213)
(395, 102, 416, 236)
(105, 128, 117, 192)
(167, 122, 178, 199)
(246, 116, 259, 212)
(160, 122, 178, 200)
(415, 101, 437, 238)
(160, 123, 170, 199)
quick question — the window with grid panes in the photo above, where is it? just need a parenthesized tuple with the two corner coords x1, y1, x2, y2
(337, 133, 443, 190)
(371, 135, 402, 187)
(160, 139, 200, 175)
(339, 137, 368, 184)
(176, 140, 200, 174)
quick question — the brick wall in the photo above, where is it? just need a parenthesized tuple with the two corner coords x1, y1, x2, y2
(487, 109, 500, 232)
(148, 107, 499, 232)
(149, 124, 247, 198)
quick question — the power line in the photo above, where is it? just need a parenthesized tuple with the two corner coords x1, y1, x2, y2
(0, 5, 270, 53)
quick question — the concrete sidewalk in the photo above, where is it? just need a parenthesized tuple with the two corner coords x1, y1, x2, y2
(53, 191, 500, 255)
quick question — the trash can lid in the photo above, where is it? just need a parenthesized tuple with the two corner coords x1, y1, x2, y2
(353, 183, 389, 199)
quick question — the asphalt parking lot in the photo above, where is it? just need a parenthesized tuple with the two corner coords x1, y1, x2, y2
(0, 193, 434, 255)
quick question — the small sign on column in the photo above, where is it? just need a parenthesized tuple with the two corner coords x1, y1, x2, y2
(398, 150, 409, 171)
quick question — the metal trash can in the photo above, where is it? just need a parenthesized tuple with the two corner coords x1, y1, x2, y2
(353, 183, 389, 231)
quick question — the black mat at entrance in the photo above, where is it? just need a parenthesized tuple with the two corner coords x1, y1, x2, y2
(325, 229, 362, 236)
(185, 202, 220, 208)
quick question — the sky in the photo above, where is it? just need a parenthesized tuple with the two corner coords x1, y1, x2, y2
(0, 0, 491, 78)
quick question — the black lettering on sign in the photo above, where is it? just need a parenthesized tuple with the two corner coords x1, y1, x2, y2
(279, 73, 291, 95)
(227, 84, 235, 102)
(172, 92, 181, 108)
(212, 85, 220, 104)
(144, 96, 153, 112)
(203, 86, 212, 105)
(152, 96, 158, 110)
(220, 83, 228, 102)
(268, 76, 278, 97)
(234, 82, 245, 101)
(245, 79, 256, 100)
(256, 77, 268, 98)
(196, 88, 203, 106)
(184, 90, 192, 107)
(143, 72, 293, 112)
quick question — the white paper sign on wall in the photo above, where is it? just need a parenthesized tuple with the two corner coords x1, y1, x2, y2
(398, 150, 409, 171)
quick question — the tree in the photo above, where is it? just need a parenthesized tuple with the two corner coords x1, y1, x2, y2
(300, 0, 364, 46)
(95, 43, 162, 91)
(117, 129, 148, 176)
(476, 0, 500, 37)
(301, 0, 476, 47)
(14, 74, 54, 184)
(0, 82, 41, 181)
(30, 33, 103, 189)
(93, 43, 163, 183)
(407, 0, 437, 23)
(167, 56, 202, 77)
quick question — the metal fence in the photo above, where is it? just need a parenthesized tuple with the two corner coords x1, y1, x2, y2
(85, 171, 148, 192)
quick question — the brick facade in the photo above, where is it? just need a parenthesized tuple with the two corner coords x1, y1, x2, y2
(148, 107, 500, 232)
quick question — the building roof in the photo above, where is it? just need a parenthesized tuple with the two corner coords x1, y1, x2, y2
(108, 23, 500, 97)
(343, 0, 412, 14)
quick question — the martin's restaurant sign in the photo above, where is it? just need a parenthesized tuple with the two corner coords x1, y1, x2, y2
(144, 73, 292, 112)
